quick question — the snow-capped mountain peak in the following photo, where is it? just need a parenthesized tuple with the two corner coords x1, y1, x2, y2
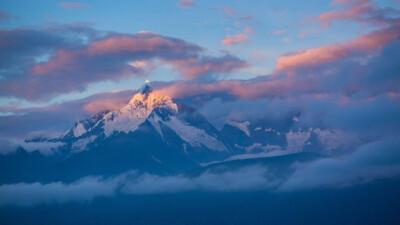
(102, 81, 178, 136)
(55, 81, 231, 161)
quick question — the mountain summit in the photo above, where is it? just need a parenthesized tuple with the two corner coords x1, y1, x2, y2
(140, 80, 152, 94)
(0, 81, 233, 182)
(57, 80, 231, 165)
(101, 81, 177, 137)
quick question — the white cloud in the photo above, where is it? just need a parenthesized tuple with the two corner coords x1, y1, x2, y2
(0, 138, 19, 155)
(0, 166, 280, 206)
(279, 137, 400, 191)
(0, 138, 64, 155)
(0, 176, 117, 206)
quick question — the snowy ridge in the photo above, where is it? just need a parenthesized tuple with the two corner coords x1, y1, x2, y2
(71, 135, 97, 153)
(72, 123, 86, 137)
(285, 129, 311, 153)
(164, 116, 228, 152)
(313, 128, 359, 154)
(59, 111, 109, 140)
(227, 121, 250, 136)
(245, 143, 282, 152)
(147, 113, 164, 138)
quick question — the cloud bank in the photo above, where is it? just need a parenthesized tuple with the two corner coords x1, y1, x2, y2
(280, 137, 400, 191)
(1, 137, 399, 206)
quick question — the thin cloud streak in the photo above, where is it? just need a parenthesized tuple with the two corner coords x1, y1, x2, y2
(59, 2, 90, 9)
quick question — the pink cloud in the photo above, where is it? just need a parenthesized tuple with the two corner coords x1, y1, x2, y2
(220, 7, 237, 15)
(87, 35, 196, 54)
(33, 33, 246, 81)
(209, 6, 237, 15)
(316, 0, 400, 27)
(222, 27, 254, 46)
(276, 46, 348, 72)
(165, 55, 248, 78)
(32, 33, 202, 79)
(148, 27, 400, 102)
(155, 78, 303, 100)
(318, 5, 369, 26)
(299, 31, 308, 38)
(179, 0, 196, 8)
(347, 26, 400, 51)
(222, 34, 248, 45)
(129, 60, 154, 69)
(251, 50, 269, 62)
(0, 28, 247, 101)
(83, 95, 130, 113)
(275, 26, 400, 72)
(270, 29, 286, 35)
(243, 27, 254, 33)
(388, 92, 400, 99)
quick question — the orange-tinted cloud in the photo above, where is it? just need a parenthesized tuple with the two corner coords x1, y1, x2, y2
(317, 0, 400, 27)
(222, 34, 249, 45)
(87, 34, 198, 54)
(155, 78, 301, 100)
(165, 55, 248, 78)
(83, 94, 130, 113)
(0, 28, 247, 101)
(33, 33, 247, 80)
(222, 27, 254, 45)
(156, 27, 400, 101)
(275, 26, 400, 73)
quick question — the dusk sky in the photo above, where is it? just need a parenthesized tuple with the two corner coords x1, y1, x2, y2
(0, 0, 399, 138)
(1, 1, 400, 224)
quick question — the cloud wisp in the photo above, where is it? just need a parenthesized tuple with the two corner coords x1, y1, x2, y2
(0, 166, 277, 206)
(279, 137, 400, 191)
(222, 27, 254, 45)
(59, 2, 90, 9)
(0, 10, 12, 22)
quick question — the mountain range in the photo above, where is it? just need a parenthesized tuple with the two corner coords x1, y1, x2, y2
(0, 81, 358, 184)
